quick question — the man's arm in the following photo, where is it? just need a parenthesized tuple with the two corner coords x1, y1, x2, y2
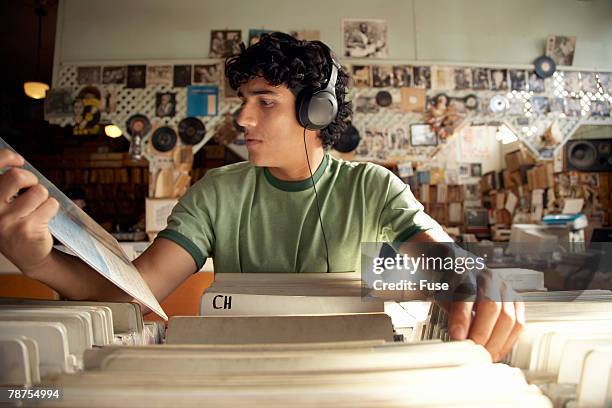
(22, 238, 198, 314)
(0, 149, 198, 314)
(401, 229, 524, 362)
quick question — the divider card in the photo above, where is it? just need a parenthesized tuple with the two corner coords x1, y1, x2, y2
(0, 137, 167, 320)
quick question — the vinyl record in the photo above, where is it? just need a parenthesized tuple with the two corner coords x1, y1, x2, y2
(178, 117, 206, 145)
(534, 55, 556, 79)
(151, 126, 178, 153)
(334, 124, 361, 153)
(126, 114, 151, 137)
(489, 95, 510, 113)
(463, 94, 478, 110)
(375, 90, 393, 107)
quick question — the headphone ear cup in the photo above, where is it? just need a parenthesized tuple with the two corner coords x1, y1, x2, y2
(298, 90, 338, 131)
(296, 88, 315, 130)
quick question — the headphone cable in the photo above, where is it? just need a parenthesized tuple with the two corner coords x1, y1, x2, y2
(303, 128, 330, 273)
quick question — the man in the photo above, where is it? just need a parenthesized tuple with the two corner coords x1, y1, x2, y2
(0, 33, 522, 362)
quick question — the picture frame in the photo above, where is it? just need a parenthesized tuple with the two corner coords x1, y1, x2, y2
(410, 124, 438, 146)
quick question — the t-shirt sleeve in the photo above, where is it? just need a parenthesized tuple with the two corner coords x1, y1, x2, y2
(155, 175, 216, 271)
(374, 166, 441, 244)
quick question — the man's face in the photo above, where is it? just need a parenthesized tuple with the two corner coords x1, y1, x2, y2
(236, 76, 313, 167)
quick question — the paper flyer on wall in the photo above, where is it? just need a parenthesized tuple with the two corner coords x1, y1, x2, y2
(0, 137, 168, 320)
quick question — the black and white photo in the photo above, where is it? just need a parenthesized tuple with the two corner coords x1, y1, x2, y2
(591, 100, 610, 117)
(155, 92, 176, 117)
(102, 66, 126, 85)
(509, 69, 527, 91)
(564, 71, 581, 93)
(454, 68, 472, 90)
(126, 65, 146, 88)
(471, 68, 489, 90)
(470, 163, 482, 178)
(580, 72, 598, 93)
(209, 30, 242, 58)
(77, 66, 101, 85)
(173, 65, 192, 87)
(372, 65, 393, 87)
(546, 35, 576, 66)
(147, 65, 172, 86)
(527, 70, 545, 93)
(342, 19, 388, 58)
(413, 66, 431, 89)
(194, 64, 222, 84)
(490, 69, 508, 91)
(392, 65, 412, 87)
(530, 96, 550, 114)
(563, 98, 582, 117)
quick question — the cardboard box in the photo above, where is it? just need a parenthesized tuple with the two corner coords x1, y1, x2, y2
(145, 198, 179, 232)
(505, 148, 535, 172)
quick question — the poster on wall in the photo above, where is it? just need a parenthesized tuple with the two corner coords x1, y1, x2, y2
(173, 65, 192, 87)
(372, 66, 393, 87)
(546, 35, 576, 66)
(413, 66, 431, 89)
(432, 66, 455, 90)
(102, 66, 126, 85)
(471, 68, 489, 90)
(126, 65, 146, 88)
(77, 66, 101, 85)
(342, 19, 388, 58)
(194, 64, 222, 84)
(147, 65, 172, 86)
(527, 70, 545, 93)
(392, 65, 412, 87)
(209, 30, 242, 58)
(187, 85, 219, 116)
(489, 69, 508, 91)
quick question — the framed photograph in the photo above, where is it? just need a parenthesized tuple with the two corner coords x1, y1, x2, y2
(527, 70, 545, 93)
(194, 64, 222, 84)
(563, 98, 582, 117)
(454, 68, 472, 90)
(77, 66, 101, 85)
(509, 69, 527, 91)
(531, 96, 550, 114)
(342, 19, 388, 58)
(126, 65, 146, 88)
(147, 65, 172, 86)
(155, 92, 176, 117)
(350, 65, 372, 87)
(410, 124, 438, 146)
(209, 30, 242, 58)
(490, 69, 508, 91)
(392, 65, 412, 87)
(173, 65, 192, 88)
(372, 65, 393, 87)
(413, 66, 431, 89)
(470, 163, 482, 178)
(546, 35, 576, 66)
(458, 163, 470, 178)
(471, 68, 489, 90)
(102, 66, 126, 85)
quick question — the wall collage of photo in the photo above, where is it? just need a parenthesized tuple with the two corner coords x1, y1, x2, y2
(46, 24, 612, 169)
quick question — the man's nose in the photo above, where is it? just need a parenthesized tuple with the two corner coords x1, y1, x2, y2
(235, 104, 256, 129)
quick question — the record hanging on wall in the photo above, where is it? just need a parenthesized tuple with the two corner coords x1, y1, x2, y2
(151, 126, 178, 152)
(178, 117, 206, 145)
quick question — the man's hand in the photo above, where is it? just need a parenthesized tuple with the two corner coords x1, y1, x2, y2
(0, 149, 59, 275)
(446, 269, 525, 363)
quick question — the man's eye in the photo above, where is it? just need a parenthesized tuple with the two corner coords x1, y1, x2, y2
(260, 100, 274, 107)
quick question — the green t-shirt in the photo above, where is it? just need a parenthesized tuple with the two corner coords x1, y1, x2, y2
(157, 154, 439, 273)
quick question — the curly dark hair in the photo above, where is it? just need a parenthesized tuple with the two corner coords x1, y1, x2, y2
(225, 32, 352, 148)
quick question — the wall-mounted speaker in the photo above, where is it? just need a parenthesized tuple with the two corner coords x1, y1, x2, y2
(565, 139, 612, 172)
